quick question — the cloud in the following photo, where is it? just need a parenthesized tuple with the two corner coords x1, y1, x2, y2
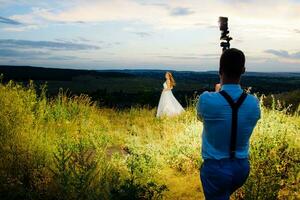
(8, 0, 300, 31)
(133, 31, 151, 37)
(0, 39, 100, 50)
(2, 25, 38, 32)
(265, 49, 300, 59)
(0, 16, 22, 25)
(0, 48, 80, 61)
(158, 55, 200, 60)
(0, 48, 47, 57)
(170, 7, 194, 16)
(47, 55, 78, 60)
(55, 37, 97, 43)
(8, 1, 207, 29)
(155, 53, 219, 60)
(137, 2, 170, 9)
(77, 36, 92, 42)
(1, 0, 300, 71)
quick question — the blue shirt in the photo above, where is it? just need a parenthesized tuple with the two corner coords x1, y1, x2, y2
(197, 84, 261, 160)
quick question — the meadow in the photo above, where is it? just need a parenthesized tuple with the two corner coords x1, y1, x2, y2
(0, 81, 299, 200)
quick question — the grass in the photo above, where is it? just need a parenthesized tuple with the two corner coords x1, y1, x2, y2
(0, 81, 299, 200)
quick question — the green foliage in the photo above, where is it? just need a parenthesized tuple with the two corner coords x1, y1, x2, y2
(50, 138, 99, 200)
(0, 81, 299, 200)
(167, 122, 201, 173)
(263, 90, 300, 115)
(238, 107, 300, 200)
(111, 149, 167, 200)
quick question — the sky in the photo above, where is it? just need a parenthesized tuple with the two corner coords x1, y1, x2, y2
(0, 0, 300, 72)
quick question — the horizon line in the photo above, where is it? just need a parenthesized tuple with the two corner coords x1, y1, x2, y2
(0, 64, 300, 73)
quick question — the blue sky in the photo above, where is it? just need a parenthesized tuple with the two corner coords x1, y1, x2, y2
(0, 0, 299, 72)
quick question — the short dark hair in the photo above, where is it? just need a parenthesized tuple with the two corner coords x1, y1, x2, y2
(219, 48, 245, 79)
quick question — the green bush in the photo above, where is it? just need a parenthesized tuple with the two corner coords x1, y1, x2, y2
(0, 81, 299, 199)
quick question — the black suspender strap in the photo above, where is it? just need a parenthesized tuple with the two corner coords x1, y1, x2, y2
(219, 90, 248, 159)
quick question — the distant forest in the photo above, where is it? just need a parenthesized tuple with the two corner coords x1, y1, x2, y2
(1, 65, 300, 109)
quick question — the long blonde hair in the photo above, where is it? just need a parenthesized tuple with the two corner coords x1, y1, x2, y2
(166, 72, 176, 87)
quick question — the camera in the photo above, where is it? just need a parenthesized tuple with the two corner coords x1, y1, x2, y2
(219, 16, 232, 52)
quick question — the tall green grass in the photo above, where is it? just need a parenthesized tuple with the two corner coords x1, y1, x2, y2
(0, 81, 299, 199)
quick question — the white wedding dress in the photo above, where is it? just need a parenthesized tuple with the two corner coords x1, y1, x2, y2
(156, 82, 185, 117)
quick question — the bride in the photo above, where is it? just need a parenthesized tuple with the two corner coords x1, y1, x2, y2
(156, 72, 185, 117)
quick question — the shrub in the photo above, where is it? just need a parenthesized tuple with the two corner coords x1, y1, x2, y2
(0, 81, 299, 199)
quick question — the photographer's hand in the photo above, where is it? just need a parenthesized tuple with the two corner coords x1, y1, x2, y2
(215, 83, 221, 92)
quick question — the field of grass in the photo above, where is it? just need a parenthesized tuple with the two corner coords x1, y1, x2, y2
(0, 81, 299, 200)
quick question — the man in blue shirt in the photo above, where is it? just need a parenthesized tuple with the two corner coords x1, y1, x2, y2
(197, 48, 261, 200)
